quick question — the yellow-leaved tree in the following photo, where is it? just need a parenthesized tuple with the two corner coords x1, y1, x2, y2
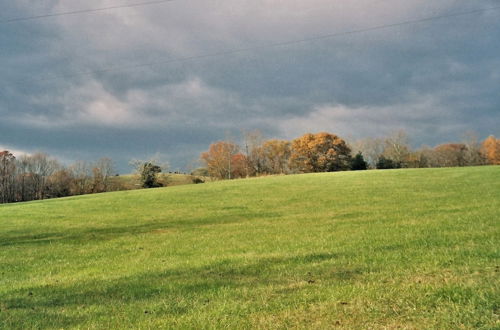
(482, 135, 500, 165)
(289, 132, 351, 173)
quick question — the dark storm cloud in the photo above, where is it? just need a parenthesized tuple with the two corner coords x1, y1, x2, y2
(1, 0, 499, 171)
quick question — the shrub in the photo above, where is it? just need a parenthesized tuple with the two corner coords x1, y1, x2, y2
(351, 152, 368, 171)
(376, 156, 401, 169)
(140, 162, 163, 188)
(192, 177, 205, 184)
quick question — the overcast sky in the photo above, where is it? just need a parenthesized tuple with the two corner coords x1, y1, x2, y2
(1, 0, 499, 172)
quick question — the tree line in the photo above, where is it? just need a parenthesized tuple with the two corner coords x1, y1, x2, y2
(0, 152, 116, 204)
(1, 132, 499, 203)
(0, 151, 181, 204)
(199, 131, 500, 179)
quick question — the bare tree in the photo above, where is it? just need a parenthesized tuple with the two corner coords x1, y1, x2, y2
(243, 130, 265, 177)
(70, 161, 93, 195)
(16, 156, 38, 202)
(45, 169, 73, 198)
(350, 137, 385, 169)
(261, 139, 291, 174)
(382, 130, 412, 167)
(462, 131, 486, 166)
(20, 153, 60, 200)
(413, 145, 435, 168)
(0, 151, 16, 203)
(93, 157, 115, 192)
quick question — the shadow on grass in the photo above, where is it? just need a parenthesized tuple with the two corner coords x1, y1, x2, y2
(1, 252, 364, 328)
(0, 211, 280, 248)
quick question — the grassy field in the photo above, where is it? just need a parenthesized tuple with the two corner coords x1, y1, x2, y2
(0, 167, 499, 329)
(109, 173, 210, 190)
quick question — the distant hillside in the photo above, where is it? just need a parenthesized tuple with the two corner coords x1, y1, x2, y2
(109, 173, 211, 190)
(0, 166, 498, 329)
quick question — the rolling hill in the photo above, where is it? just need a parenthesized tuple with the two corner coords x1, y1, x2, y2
(108, 173, 210, 190)
(0, 167, 498, 329)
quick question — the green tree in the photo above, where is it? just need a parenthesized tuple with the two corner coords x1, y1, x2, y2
(130, 154, 169, 188)
(139, 162, 163, 188)
(376, 156, 401, 169)
(351, 152, 368, 171)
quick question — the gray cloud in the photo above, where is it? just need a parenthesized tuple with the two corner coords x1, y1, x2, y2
(1, 0, 499, 172)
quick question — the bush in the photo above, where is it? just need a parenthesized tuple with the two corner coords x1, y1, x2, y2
(351, 152, 368, 171)
(192, 177, 205, 184)
(140, 162, 163, 188)
(376, 156, 401, 169)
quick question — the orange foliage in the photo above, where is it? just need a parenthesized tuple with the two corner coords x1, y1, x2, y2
(289, 132, 351, 173)
(230, 153, 248, 179)
(482, 135, 500, 165)
(433, 143, 467, 167)
(200, 141, 241, 179)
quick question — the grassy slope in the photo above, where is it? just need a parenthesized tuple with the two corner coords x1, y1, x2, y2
(0, 167, 499, 329)
(108, 173, 209, 190)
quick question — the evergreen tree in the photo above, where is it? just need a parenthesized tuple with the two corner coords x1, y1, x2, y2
(351, 152, 368, 170)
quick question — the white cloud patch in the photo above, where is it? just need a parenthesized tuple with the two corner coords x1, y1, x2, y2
(0, 145, 30, 157)
(19, 80, 136, 127)
(279, 96, 458, 140)
(17, 77, 259, 129)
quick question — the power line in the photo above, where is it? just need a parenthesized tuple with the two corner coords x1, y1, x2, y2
(20, 5, 500, 84)
(0, 0, 176, 24)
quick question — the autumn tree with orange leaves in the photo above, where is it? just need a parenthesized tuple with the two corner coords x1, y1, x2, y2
(433, 143, 467, 167)
(289, 132, 351, 173)
(482, 135, 500, 165)
(230, 153, 248, 179)
(200, 141, 246, 179)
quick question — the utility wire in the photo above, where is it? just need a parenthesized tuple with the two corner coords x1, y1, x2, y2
(0, 0, 176, 24)
(19, 5, 500, 84)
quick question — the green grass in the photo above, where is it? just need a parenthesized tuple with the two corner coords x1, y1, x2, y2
(0, 167, 499, 329)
